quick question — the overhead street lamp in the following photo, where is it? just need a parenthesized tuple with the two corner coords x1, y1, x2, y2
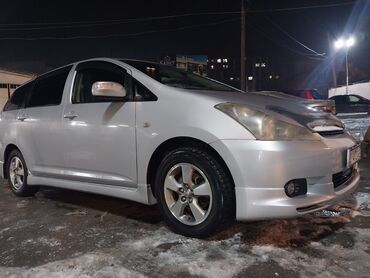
(334, 36, 356, 94)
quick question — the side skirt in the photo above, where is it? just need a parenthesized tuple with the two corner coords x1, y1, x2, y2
(28, 175, 157, 205)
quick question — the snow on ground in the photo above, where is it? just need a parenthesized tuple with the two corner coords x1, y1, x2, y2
(0, 253, 145, 278)
(338, 114, 370, 141)
(354, 192, 370, 216)
(1, 161, 370, 277)
(0, 227, 256, 278)
(1, 194, 369, 278)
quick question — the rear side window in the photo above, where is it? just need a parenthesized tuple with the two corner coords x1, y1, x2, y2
(3, 81, 34, 111)
(349, 95, 361, 102)
(27, 66, 72, 108)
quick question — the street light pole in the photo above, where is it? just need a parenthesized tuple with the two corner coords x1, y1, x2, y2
(240, 0, 246, 92)
(345, 50, 349, 95)
(334, 36, 355, 95)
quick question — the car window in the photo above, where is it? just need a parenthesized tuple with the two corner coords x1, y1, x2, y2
(3, 81, 34, 111)
(332, 95, 347, 104)
(122, 60, 237, 92)
(356, 95, 369, 102)
(27, 66, 72, 108)
(73, 62, 128, 103)
(348, 95, 361, 102)
(133, 79, 157, 101)
(311, 90, 322, 99)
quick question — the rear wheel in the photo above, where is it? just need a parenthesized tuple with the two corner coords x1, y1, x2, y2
(155, 146, 235, 238)
(7, 149, 38, 197)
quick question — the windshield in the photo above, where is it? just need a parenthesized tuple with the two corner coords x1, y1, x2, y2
(121, 60, 237, 92)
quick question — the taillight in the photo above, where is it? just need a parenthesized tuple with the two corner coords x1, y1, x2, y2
(305, 90, 313, 100)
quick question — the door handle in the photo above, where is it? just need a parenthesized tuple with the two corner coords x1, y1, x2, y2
(17, 116, 27, 121)
(63, 112, 78, 120)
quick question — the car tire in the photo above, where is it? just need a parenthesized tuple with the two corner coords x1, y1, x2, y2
(7, 149, 38, 197)
(155, 146, 235, 238)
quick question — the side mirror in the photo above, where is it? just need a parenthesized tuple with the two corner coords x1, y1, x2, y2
(92, 81, 126, 98)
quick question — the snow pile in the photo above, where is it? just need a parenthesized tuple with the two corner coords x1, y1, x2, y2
(353, 192, 370, 216)
(338, 115, 370, 141)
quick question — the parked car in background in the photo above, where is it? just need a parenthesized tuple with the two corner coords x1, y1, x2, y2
(271, 92, 337, 115)
(285, 89, 324, 100)
(305, 99, 337, 115)
(330, 94, 370, 114)
(259, 91, 336, 114)
(0, 58, 361, 238)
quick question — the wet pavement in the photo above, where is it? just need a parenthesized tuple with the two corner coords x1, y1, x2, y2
(0, 158, 370, 277)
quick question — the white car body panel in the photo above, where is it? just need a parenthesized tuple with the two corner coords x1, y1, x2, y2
(0, 58, 360, 219)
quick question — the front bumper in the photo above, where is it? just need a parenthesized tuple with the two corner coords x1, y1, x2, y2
(210, 135, 360, 220)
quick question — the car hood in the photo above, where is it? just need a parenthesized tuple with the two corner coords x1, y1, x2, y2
(185, 89, 344, 131)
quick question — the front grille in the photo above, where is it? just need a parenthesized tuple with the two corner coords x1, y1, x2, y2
(318, 129, 344, 136)
(332, 167, 353, 188)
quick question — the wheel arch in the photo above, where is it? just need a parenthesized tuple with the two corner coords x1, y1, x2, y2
(146, 136, 235, 197)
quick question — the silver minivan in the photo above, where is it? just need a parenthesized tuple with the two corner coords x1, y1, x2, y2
(0, 58, 360, 237)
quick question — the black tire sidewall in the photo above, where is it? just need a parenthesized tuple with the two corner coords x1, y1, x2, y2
(155, 148, 226, 237)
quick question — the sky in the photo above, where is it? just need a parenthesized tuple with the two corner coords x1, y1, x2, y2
(0, 0, 369, 78)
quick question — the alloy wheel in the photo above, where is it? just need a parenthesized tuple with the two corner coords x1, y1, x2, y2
(164, 163, 213, 226)
(9, 156, 25, 190)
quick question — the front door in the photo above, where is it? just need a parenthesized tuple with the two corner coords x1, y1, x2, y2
(61, 61, 137, 188)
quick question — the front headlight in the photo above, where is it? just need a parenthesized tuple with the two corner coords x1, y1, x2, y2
(215, 102, 320, 141)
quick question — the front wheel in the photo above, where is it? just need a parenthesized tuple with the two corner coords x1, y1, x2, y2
(155, 147, 235, 238)
(7, 149, 38, 197)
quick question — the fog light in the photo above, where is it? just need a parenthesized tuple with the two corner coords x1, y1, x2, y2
(284, 179, 307, 198)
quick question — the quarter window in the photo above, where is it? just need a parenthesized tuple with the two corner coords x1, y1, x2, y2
(3, 81, 34, 111)
(27, 66, 72, 108)
(133, 79, 157, 101)
(72, 62, 127, 104)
